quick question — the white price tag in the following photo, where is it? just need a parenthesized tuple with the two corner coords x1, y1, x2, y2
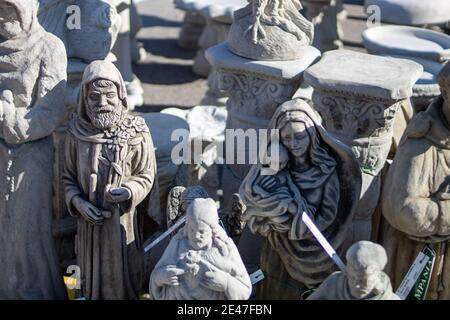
(396, 251, 430, 300)
(301, 212, 346, 272)
(144, 215, 187, 252)
(250, 269, 265, 285)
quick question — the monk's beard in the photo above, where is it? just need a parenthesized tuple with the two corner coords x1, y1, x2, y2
(87, 106, 122, 130)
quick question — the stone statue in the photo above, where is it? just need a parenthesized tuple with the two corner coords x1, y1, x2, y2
(225, 193, 247, 241)
(228, 0, 314, 60)
(308, 241, 400, 300)
(381, 62, 450, 300)
(38, 0, 123, 276)
(239, 99, 361, 299)
(303, 0, 344, 52)
(38, 0, 121, 111)
(166, 185, 210, 229)
(62, 60, 157, 300)
(150, 198, 252, 300)
(39, 0, 120, 63)
(0, 0, 67, 299)
(304, 50, 423, 243)
(110, 0, 145, 110)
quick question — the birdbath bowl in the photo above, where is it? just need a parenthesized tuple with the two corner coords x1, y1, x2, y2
(363, 25, 450, 63)
(364, 0, 450, 26)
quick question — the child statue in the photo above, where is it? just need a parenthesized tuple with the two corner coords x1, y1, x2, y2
(308, 241, 400, 300)
(150, 198, 252, 300)
(62, 60, 157, 300)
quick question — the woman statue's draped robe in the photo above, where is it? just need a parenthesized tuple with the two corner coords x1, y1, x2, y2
(0, 0, 67, 299)
(240, 99, 361, 299)
(62, 62, 157, 300)
(307, 271, 400, 300)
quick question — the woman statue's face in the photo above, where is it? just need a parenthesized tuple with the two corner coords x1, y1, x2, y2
(280, 122, 310, 158)
(187, 219, 213, 250)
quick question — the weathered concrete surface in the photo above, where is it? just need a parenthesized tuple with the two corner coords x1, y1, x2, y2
(134, 0, 369, 111)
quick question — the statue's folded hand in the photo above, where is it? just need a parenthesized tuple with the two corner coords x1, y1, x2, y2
(72, 196, 104, 226)
(155, 266, 185, 287)
(201, 265, 228, 292)
(105, 187, 132, 203)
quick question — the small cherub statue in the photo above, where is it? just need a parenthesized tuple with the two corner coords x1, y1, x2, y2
(308, 241, 400, 300)
(150, 198, 252, 300)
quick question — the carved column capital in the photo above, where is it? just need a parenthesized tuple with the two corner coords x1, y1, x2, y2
(312, 90, 401, 176)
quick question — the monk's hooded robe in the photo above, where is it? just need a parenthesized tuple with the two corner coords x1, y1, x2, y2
(307, 271, 400, 300)
(240, 99, 361, 299)
(0, 0, 67, 299)
(382, 96, 450, 300)
(62, 61, 157, 300)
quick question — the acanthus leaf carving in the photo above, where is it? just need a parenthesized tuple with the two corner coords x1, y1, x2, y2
(312, 92, 401, 176)
(218, 70, 297, 118)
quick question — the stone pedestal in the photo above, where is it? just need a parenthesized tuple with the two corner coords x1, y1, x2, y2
(176, 0, 247, 91)
(178, 12, 206, 49)
(176, 0, 248, 106)
(304, 50, 422, 243)
(365, 0, 450, 26)
(409, 57, 443, 112)
(113, 0, 133, 82)
(130, 0, 146, 63)
(188, 0, 248, 78)
(113, 0, 144, 110)
(201, 69, 229, 106)
(193, 19, 231, 77)
(303, 0, 344, 52)
(362, 25, 450, 63)
(140, 113, 190, 225)
(363, 25, 450, 111)
(162, 106, 227, 200)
